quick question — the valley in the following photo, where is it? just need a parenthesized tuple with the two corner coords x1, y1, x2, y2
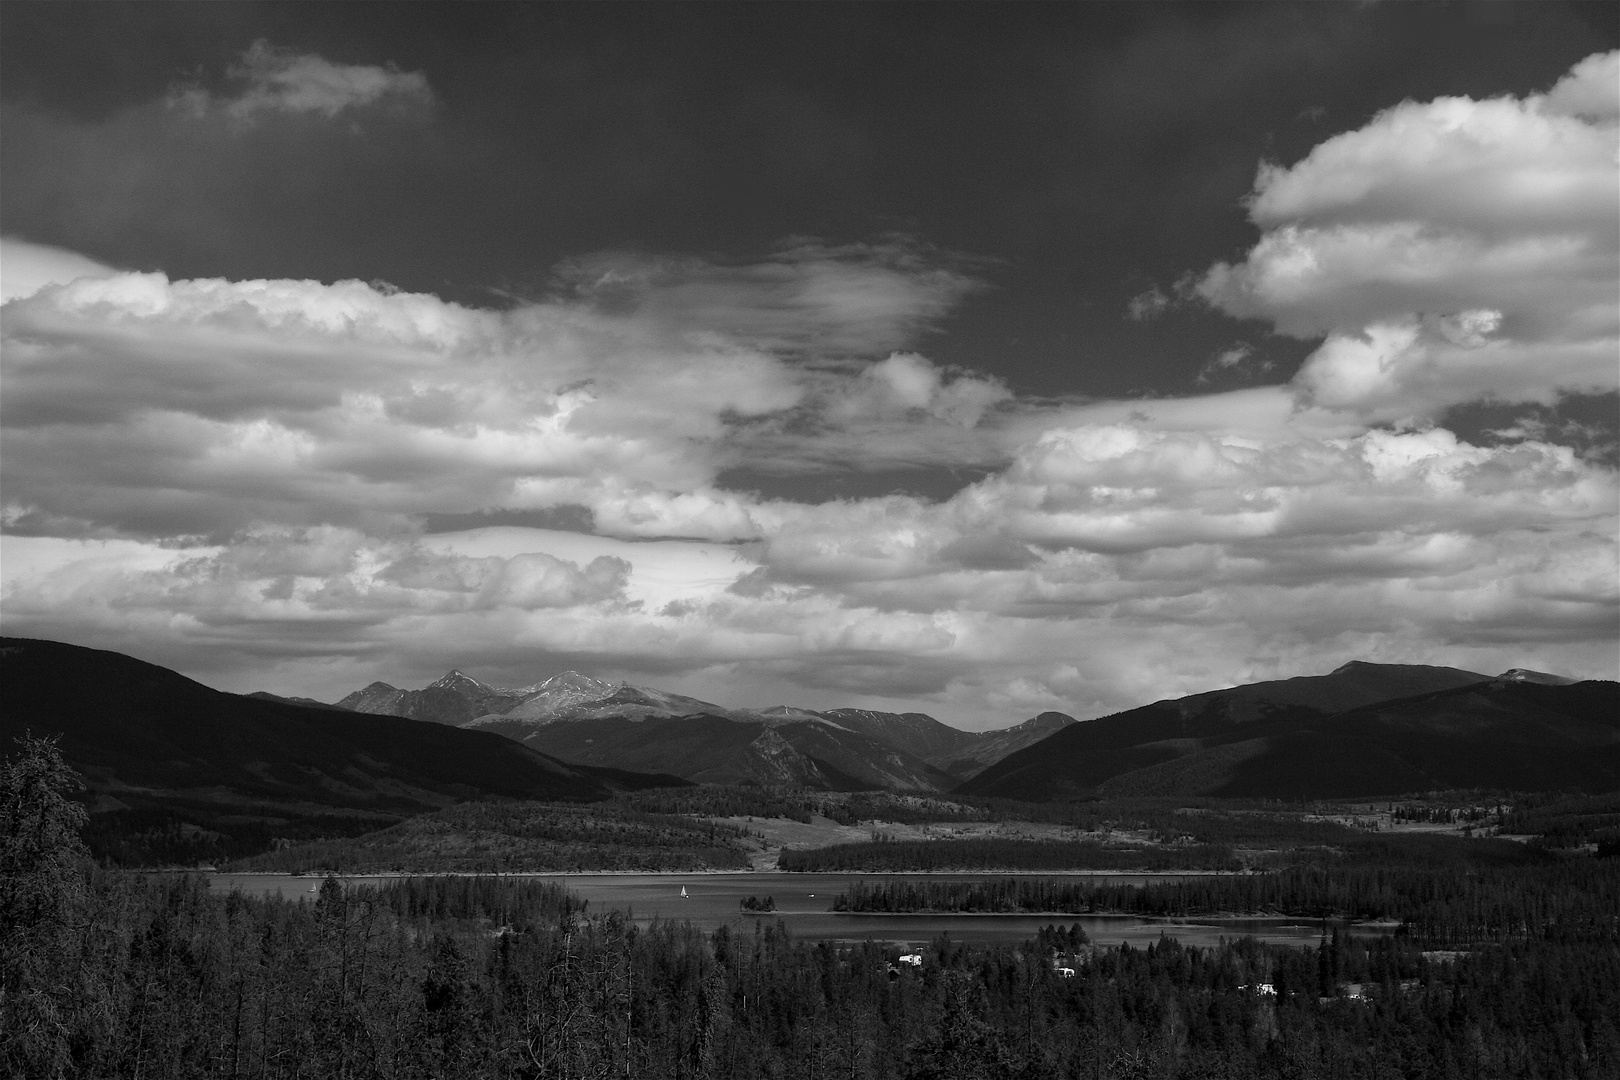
(7, 636, 1619, 1079)
(4, 636, 1617, 875)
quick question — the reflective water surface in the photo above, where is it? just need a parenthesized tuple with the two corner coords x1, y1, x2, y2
(210, 871, 1395, 948)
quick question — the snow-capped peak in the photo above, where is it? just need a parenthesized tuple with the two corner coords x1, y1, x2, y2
(428, 669, 495, 693)
(509, 670, 616, 695)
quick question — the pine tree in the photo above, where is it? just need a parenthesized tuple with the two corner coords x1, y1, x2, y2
(0, 733, 92, 1079)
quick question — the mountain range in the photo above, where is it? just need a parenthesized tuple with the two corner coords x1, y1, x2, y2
(334, 669, 1074, 790)
(5, 634, 1615, 866)
(328, 661, 1618, 799)
(0, 637, 687, 862)
(960, 662, 1620, 800)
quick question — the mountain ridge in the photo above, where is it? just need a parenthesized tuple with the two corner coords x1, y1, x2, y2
(0, 637, 688, 864)
(331, 668, 1074, 787)
(959, 666, 1620, 800)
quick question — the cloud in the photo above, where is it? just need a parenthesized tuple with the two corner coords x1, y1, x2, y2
(0, 41, 440, 267)
(5, 47, 1619, 722)
(1126, 286, 1171, 321)
(1544, 51, 1620, 121)
(0, 237, 120, 302)
(556, 238, 982, 357)
(169, 40, 434, 122)
(1197, 51, 1619, 420)
(3, 240, 1613, 722)
(746, 414, 1613, 593)
(0, 243, 1010, 545)
(1196, 342, 1273, 385)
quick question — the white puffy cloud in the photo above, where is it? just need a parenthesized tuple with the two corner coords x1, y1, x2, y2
(1, 529, 631, 646)
(168, 40, 434, 122)
(845, 352, 1011, 428)
(4, 235, 1613, 722)
(0, 237, 119, 303)
(705, 404, 1616, 719)
(0, 240, 1017, 547)
(746, 414, 1613, 596)
(1198, 51, 1619, 420)
(1545, 51, 1620, 121)
(0, 269, 795, 540)
(4, 54, 1618, 723)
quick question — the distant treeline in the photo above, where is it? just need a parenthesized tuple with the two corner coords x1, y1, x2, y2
(833, 854, 1620, 946)
(780, 836, 1243, 872)
(81, 805, 400, 868)
(779, 818, 1558, 875)
(611, 785, 824, 823)
(227, 800, 753, 874)
(610, 785, 992, 826)
(1500, 791, 1620, 850)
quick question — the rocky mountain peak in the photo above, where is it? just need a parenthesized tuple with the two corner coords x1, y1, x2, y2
(428, 669, 493, 693)
(546, 670, 616, 693)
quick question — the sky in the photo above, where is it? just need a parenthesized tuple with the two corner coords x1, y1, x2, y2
(1, 2, 1616, 728)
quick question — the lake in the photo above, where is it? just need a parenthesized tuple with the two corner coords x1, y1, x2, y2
(209, 871, 1394, 948)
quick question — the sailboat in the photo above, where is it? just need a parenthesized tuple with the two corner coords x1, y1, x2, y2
(680, 886, 689, 899)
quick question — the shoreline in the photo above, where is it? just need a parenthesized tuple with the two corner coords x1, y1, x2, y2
(204, 867, 1248, 878)
(823, 910, 1386, 925)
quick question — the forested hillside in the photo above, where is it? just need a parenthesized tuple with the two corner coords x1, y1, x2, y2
(0, 638, 686, 864)
(962, 676, 1620, 800)
(12, 860, 1619, 1078)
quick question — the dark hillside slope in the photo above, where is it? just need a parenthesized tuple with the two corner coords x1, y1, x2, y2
(1154, 661, 1490, 724)
(474, 711, 953, 791)
(475, 713, 809, 786)
(335, 670, 527, 725)
(1220, 679, 1620, 798)
(816, 709, 976, 764)
(936, 711, 1078, 780)
(820, 708, 1075, 781)
(959, 662, 1616, 801)
(0, 638, 685, 861)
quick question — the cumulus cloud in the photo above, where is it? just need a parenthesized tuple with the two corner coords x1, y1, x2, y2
(0, 242, 1013, 547)
(169, 40, 434, 122)
(749, 417, 1613, 592)
(0, 237, 120, 303)
(2, 528, 630, 648)
(1540, 51, 1619, 121)
(698, 402, 1614, 717)
(852, 353, 1011, 428)
(1197, 51, 1619, 420)
(0, 272, 750, 540)
(3, 230, 1614, 722)
(3, 56, 1617, 722)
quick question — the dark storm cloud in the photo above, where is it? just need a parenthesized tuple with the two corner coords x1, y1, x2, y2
(4, 3, 1612, 397)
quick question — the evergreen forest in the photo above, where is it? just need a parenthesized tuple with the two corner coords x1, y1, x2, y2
(8, 735, 1620, 1079)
